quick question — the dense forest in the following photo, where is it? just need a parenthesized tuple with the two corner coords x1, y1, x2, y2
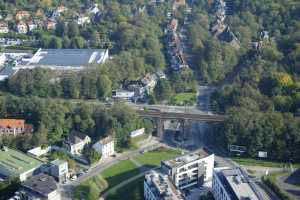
(184, 0, 300, 161)
(0, 94, 153, 151)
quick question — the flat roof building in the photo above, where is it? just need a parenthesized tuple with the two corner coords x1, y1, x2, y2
(19, 48, 109, 70)
(144, 169, 185, 200)
(0, 146, 43, 181)
(212, 168, 264, 200)
(161, 150, 214, 189)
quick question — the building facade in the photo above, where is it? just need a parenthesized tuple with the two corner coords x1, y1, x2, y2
(64, 130, 91, 155)
(161, 152, 214, 189)
(0, 119, 33, 136)
(50, 160, 68, 183)
(92, 135, 114, 159)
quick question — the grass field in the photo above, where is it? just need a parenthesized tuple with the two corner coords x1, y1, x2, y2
(101, 159, 141, 188)
(135, 147, 182, 167)
(106, 176, 144, 200)
(171, 92, 196, 106)
(232, 157, 300, 168)
(73, 174, 107, 200)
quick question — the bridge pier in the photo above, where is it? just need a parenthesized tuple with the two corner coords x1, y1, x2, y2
(156, 118, 164, 140)
(181, 119, 191, 140)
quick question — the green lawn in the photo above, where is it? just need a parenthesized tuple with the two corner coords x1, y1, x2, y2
(232, 157, 300, 168)
(106, 176, 145, 200)
(135, 147, 181, 167)
(171, 92, 196, 106)
(73, 174, 107, 200)
(101, 160, 141, 188)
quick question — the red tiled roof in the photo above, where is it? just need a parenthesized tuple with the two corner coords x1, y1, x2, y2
(0, 119, 25, 128)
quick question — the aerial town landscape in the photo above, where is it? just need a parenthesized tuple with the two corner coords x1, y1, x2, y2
(0, 0, 299, 200)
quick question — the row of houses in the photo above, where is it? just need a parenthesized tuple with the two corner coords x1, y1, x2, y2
(143, 150, 264, 200)
(0, 3, 101, 35)
(210, 0, 240, 49)
(165, 17, 189, 71)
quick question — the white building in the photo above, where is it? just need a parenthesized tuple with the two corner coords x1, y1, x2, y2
(27, 146, 51, 158)
(130, 128, 145, 138)
(144, 169, 185, 200)
(161, 151, 215, 189)
(50, 160, 68, 183)
(92, 135, 114, 159)
(64, 130, 91, 155)
(112, 89, 135, 100)
(212, 168, 263, 200)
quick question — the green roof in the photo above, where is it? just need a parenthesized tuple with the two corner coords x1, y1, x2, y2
(0, 147, 43, 176)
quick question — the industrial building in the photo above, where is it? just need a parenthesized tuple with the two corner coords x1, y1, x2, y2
(0, 146, 43, 181)
(21, 48, 109, 70)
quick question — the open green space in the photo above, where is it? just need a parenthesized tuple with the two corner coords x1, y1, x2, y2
(73, 174, 107, 200)
(232, 157, 300, 168)
(106, 176, 144, 200)
(171, 92, 196, 106)
(135, 147, 181, 167)
(100, 159, 141, 189)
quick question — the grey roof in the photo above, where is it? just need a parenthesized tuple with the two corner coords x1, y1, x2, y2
(22, 174, 57, 197)
(67, 130, 89, 144)
(31, 49, 107, 67)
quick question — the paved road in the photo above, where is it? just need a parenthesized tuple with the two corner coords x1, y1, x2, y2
(277, 174, 300, 199)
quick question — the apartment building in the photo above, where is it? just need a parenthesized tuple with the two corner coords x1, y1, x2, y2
(0, 119, 33, 136)
(144, 169, 185, 200)
(212, 168, 264, 200)
(161, 151, 214, 189)
(92, 135, 115, 159)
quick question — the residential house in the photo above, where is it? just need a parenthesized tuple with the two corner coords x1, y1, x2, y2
(17, 21, 28, 34)
(88, 3, 100, 14)
(77, 14, 91, 25)
(92, 135, 114, 159)
(0, 119, 33, 136)
(169, 18, 178, 32)
(56, 5, 68, 14)
(16, 10, 31, 21)
(44, 20, 57, 30)
(112, 89, 135, 100)
(27, 20, 37, 32)
(0, 21, 9, 33)
(64, 130, 91, 155)
(11, 173, 60, 200)
(35, 8, 45, 19)
(141, 73, 158, 93)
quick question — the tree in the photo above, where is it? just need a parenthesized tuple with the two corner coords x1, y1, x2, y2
(88, 149, 102, 164)
(154, 79, 173, 101)
(96, 74, 112, 99)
